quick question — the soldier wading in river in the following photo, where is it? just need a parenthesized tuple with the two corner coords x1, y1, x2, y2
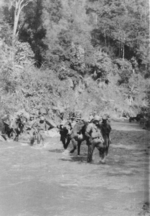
(84, 115, 105, 163)
(30, 108, 56, 146)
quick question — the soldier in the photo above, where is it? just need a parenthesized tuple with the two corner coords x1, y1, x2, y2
(30, 110, 56, 146)
(66, 119, 85, 155)
(100, 115, 112, 156)
(26, 114, 36, 133)
(68, 117, 76, 130)
(84, 115, 105, 163)
(58, 120, 72, 149)
(0, 114, 12, 140)
(24, 114, 37, 145)
(29, 115, 44, 146)
(10, 113, 27, 141)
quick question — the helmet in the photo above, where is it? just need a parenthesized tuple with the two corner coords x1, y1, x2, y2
(94, 115, 100, 121)
(40, 116, 45, 121)
(103, 114, 109, 120)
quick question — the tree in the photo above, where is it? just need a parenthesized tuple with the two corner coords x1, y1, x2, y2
(18, 0, 46, 66)
(42, 0, 92, 75)
(8, 0, 33, 43)
(87, 0, 149, 71)
(3, 0, 34, 72)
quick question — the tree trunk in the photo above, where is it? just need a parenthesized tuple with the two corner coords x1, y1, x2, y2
(13, 1, 20, 44)
(122, 43, 124, 60)
(11, 0, 31, 73)
(12, 1, 20, 73)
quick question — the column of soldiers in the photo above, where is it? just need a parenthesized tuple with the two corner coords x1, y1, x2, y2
(0, 108, 56, 144)
(0, 108, 112, 163)
(59, 112, 112, 163)
(0, 107, 112, 164)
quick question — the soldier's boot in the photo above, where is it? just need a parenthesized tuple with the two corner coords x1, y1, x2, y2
(98, 147, 106, 164)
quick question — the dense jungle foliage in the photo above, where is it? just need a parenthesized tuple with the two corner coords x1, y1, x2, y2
(0, 0, 149, 121)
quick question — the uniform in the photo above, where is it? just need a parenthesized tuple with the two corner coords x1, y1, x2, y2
(59, 120, 72, 149)
(31, 117, 45, 145)
(85, 119, 104, 163)
(30, 116, 55, 145)
(69, 120, 86, 155)
(85, 122, 104, 144)
(100, 118, 112, 145)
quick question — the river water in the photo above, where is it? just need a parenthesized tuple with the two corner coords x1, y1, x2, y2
(0, 121, 149, 216)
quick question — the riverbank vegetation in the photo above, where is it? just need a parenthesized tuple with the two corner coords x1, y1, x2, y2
(0, 0, 149, 122)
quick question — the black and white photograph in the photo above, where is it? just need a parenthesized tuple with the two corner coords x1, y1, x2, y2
(0, 0, 149, 215)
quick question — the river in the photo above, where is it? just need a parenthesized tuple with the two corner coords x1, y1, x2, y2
(0, 121, 149, 216)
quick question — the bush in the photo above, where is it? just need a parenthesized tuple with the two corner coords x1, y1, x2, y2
(88, 49, 113, 80)
(114, 58, 133, 84)
(14, 41, 35, 66)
